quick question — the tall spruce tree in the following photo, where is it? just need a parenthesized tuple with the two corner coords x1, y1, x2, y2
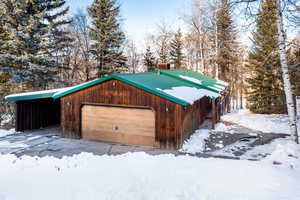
(169, 29, 185, 69)
(0, 0, 71, 88)
(216, 0, 237, 82)
(88, 0, 127, 77)
(143, 46, 156, 71)
(246, 0, 286, 114)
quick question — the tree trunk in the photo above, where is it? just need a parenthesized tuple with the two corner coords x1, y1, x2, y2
(240, 83, 243, 109)
(200, 39, 205, 72)
(215, 20, 219, 79)
(276, 0, 299, 143)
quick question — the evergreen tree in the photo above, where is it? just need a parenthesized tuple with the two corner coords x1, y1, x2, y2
(246, 0, 286, 114)
(216, 0, 237, 82)
(88, 0, 127, 77)
(143, 46, 156, 71)
(0, 0, 71, 88)
(169, 29, 185, 69)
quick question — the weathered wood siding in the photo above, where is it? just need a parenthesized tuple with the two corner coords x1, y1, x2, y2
(16, 98, 60, 131)
(180, 97, 211, 142)
(61, 79, 212, 149)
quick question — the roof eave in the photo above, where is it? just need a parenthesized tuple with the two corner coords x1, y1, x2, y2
(5, 94, 56, 103)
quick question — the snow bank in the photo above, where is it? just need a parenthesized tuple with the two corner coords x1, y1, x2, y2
(157, 86, 220, 104)
(180, 123, 237, 154)
(0, 152, 299, 200)
(180, 129, 210, 154)
(222, 109, 290, 134)
(0, 129, 15, 137)
(262, 139, 300, 168)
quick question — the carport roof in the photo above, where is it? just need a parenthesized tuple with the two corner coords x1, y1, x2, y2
(5, 70, 228, 106)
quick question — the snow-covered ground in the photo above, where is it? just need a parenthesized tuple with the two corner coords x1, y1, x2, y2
(0, 128, 15, 137)
(180, 123, 235, 154)
(0, 151, 299, 200)
(0, 109, 299, 200)
(181, 109, 297, 160)
(222, 109, 290, 134)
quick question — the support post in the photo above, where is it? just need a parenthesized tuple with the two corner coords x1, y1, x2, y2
(212, 99, 216, 129)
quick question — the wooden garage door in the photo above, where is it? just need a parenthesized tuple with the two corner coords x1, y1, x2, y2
(81, 105, 156, 146)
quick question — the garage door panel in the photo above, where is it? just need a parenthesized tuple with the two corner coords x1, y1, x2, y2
(81, 105, 156, 146)
(82, 116, 155, 137)
(83, 130, 156, 146)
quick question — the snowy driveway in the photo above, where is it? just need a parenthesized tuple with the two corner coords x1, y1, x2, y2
(0, 123, 289, 160)
(0, 126, 180, 158)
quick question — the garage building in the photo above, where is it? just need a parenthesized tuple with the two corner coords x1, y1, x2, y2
(5, 69, 229, 149)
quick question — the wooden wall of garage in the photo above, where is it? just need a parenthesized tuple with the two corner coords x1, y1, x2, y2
(60, 79, 212, 149)
(16, 98, 60, 131)
(180, 97, 211, 143)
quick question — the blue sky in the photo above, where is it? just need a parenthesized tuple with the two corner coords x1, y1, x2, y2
(66, 0, 190, 47)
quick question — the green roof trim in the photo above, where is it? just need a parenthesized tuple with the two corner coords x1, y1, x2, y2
(6, 69, 227, 105)
(53, 73, 191, 106)
(52, 76, 112, 99)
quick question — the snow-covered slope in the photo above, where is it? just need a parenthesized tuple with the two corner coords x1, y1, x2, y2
(222, 109, 290, 134)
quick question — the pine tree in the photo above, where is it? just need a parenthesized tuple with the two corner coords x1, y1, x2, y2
(246, 0, 286, 114)
(0, 0, 71, 89)
(88, 0, 127, 77)
(143, 46, 156, 71)
(216, 0, 237, 82)
(169, 29, 185, 69)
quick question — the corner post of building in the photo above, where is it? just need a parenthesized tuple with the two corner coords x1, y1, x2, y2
(212, 98, 216, 129)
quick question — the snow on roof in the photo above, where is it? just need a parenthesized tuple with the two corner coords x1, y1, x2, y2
(178, 74, 226, 93)
(5, 79, 97, 102)
(157, 86, 220, 104)
(6, 70, 224, 105)
(4, 87, 71, 100)
(179, 75, 202, 85)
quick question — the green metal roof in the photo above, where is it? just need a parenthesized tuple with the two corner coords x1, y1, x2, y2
(154, 69, 228, 92)
(6, 70, 227, 105)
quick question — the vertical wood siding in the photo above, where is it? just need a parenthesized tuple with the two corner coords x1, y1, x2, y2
(180, 97, 211, 143)
(16, 98, 60, 131)
(61, 79, 212, 149)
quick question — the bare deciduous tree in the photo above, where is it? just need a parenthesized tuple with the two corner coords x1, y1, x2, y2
(235, 0, 300, 143)
(124, 40, 142, 73)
